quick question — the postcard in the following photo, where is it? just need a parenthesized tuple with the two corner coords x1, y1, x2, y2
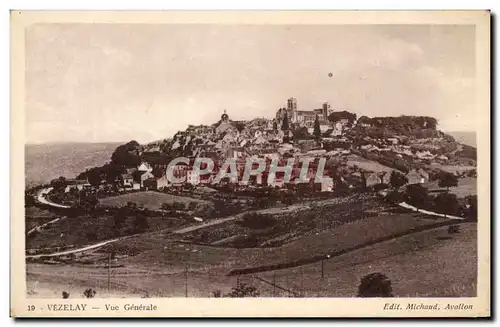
(11, 10, 490, 317)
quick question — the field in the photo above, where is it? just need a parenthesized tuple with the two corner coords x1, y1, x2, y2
(26, 214, 190, 252)
(346, 155, 396, 173)
(427, 177, 477, 198)
(435, 164, 476, 175)
(99, 191, 211, 210)
(25, 190, 476, 298)
(26, 222, 476, 298)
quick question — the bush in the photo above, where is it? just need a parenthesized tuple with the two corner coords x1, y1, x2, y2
(225, 283, 260, 297)
(62, 291, 70, 299)
(405, 184, 430, 208)
(239, 213, 277, 230)
(357, 273, 393, 297)
(434, 192, 460, 217)
(438, 172, 459, 190)
(83, 288, 96, 298)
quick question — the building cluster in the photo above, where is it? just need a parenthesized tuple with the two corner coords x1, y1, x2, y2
(62, 97, 452, 197)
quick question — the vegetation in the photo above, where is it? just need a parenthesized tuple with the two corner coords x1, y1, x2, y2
(434, 192, 460, 217)
(313, 115, 321, 141)
(357, 273, 393, 297)
(281, 112, 289, 131)
(328, 110, 357, 126)
(389, 171, 408, 190)
(405, 184, 430, 209)
(239, 213, 277, 230)
(62, 291, 70, 299)
(226, 283, 260, 297)
(438, 172, 459, 191)
(83, 288, 96, 298)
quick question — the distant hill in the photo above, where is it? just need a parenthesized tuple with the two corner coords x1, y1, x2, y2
(25, 142, 121, 187)
(447, 131, 477, 148)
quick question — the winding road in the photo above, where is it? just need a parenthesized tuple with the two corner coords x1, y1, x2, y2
(36, 187, 71, 209)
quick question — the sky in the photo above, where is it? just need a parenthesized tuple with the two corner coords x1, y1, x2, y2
(25, 24, 476, 144)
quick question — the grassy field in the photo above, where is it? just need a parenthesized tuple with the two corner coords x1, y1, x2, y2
(346, 155, 396, 173)
(437, 164, 476, 175)
(27, 222, 476, 298)
(99, 191, 211, 210)
(26, 214, 189, 251)
(427, 177, 477, 198)
(253, 223, 477, 297)
(114, 212, 446, 273)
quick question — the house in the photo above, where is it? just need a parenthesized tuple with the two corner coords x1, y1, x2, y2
(187, 170, 200, 185)
(120, 173, 134, 188)
(64, 179, 91, 193)
(321, 179, 334, 192)
(406, 169, 429, 184)
(135, 171, 155, 188)
(137, 162, 153, 172)
(365, 171, 391, 187)
(156, 175, 170, 190)
(365, 172, 380, 187)
(143, 178, 158, 191)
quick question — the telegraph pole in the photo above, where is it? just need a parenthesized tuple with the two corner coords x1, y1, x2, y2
(300, 266, 304, 297)
(107, 253, 111, 293)
(184, 264, 188, 298)
(273, 271, 276, 297)
(321, 254, 331, 279)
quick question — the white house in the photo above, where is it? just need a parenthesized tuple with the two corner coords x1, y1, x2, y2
(137, 162, 153, 172)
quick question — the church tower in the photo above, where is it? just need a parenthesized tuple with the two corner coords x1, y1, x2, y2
(287, 97, 297, 123)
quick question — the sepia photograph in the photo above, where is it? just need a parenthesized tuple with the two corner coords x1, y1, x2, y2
(11, 10, 490, 317)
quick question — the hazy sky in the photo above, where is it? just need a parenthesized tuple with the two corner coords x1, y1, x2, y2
(26, 24, 476, 144)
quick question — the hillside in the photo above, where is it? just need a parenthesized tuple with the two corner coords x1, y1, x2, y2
(25, 142, 121, 187)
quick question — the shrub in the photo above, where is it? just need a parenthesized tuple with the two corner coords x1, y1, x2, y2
(434, 192, 460, 217)
(225, 282, 260, 297)
(405, 184, 430, 208)
(357, 273, 393, 297)
(389, 171, 408, 189)
(239, 213, 277, 230)
(438, 172, 459, 191)
(62, 291, 70, 299)
(83, 288, 96, 298)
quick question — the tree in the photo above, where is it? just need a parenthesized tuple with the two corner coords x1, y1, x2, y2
(126, 201, 138, 210)
(272, 120, 278, 131)
(133, 214, 149, 233)
(405, 184, 429, 209)
(434, 192, 460, 217)
(161, 202, 172, 212)
(438, 172, 458, 191)
(389, 171, 408, 190)
(357, 273, 393, 297)
(225, 282, 260, 297)
(188, 201, 198, 211)
(281, 112, 289, 131)
(113, 213, 126, 232)
(83, 288, 96, 298)
(313, 115, 321, 141)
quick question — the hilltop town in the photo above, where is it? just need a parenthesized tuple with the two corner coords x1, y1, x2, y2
(61, 97, 476, 195)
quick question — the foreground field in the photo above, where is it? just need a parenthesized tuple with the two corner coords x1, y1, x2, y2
(99, 191, 211, 210)
(26, 223, 476, 298)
